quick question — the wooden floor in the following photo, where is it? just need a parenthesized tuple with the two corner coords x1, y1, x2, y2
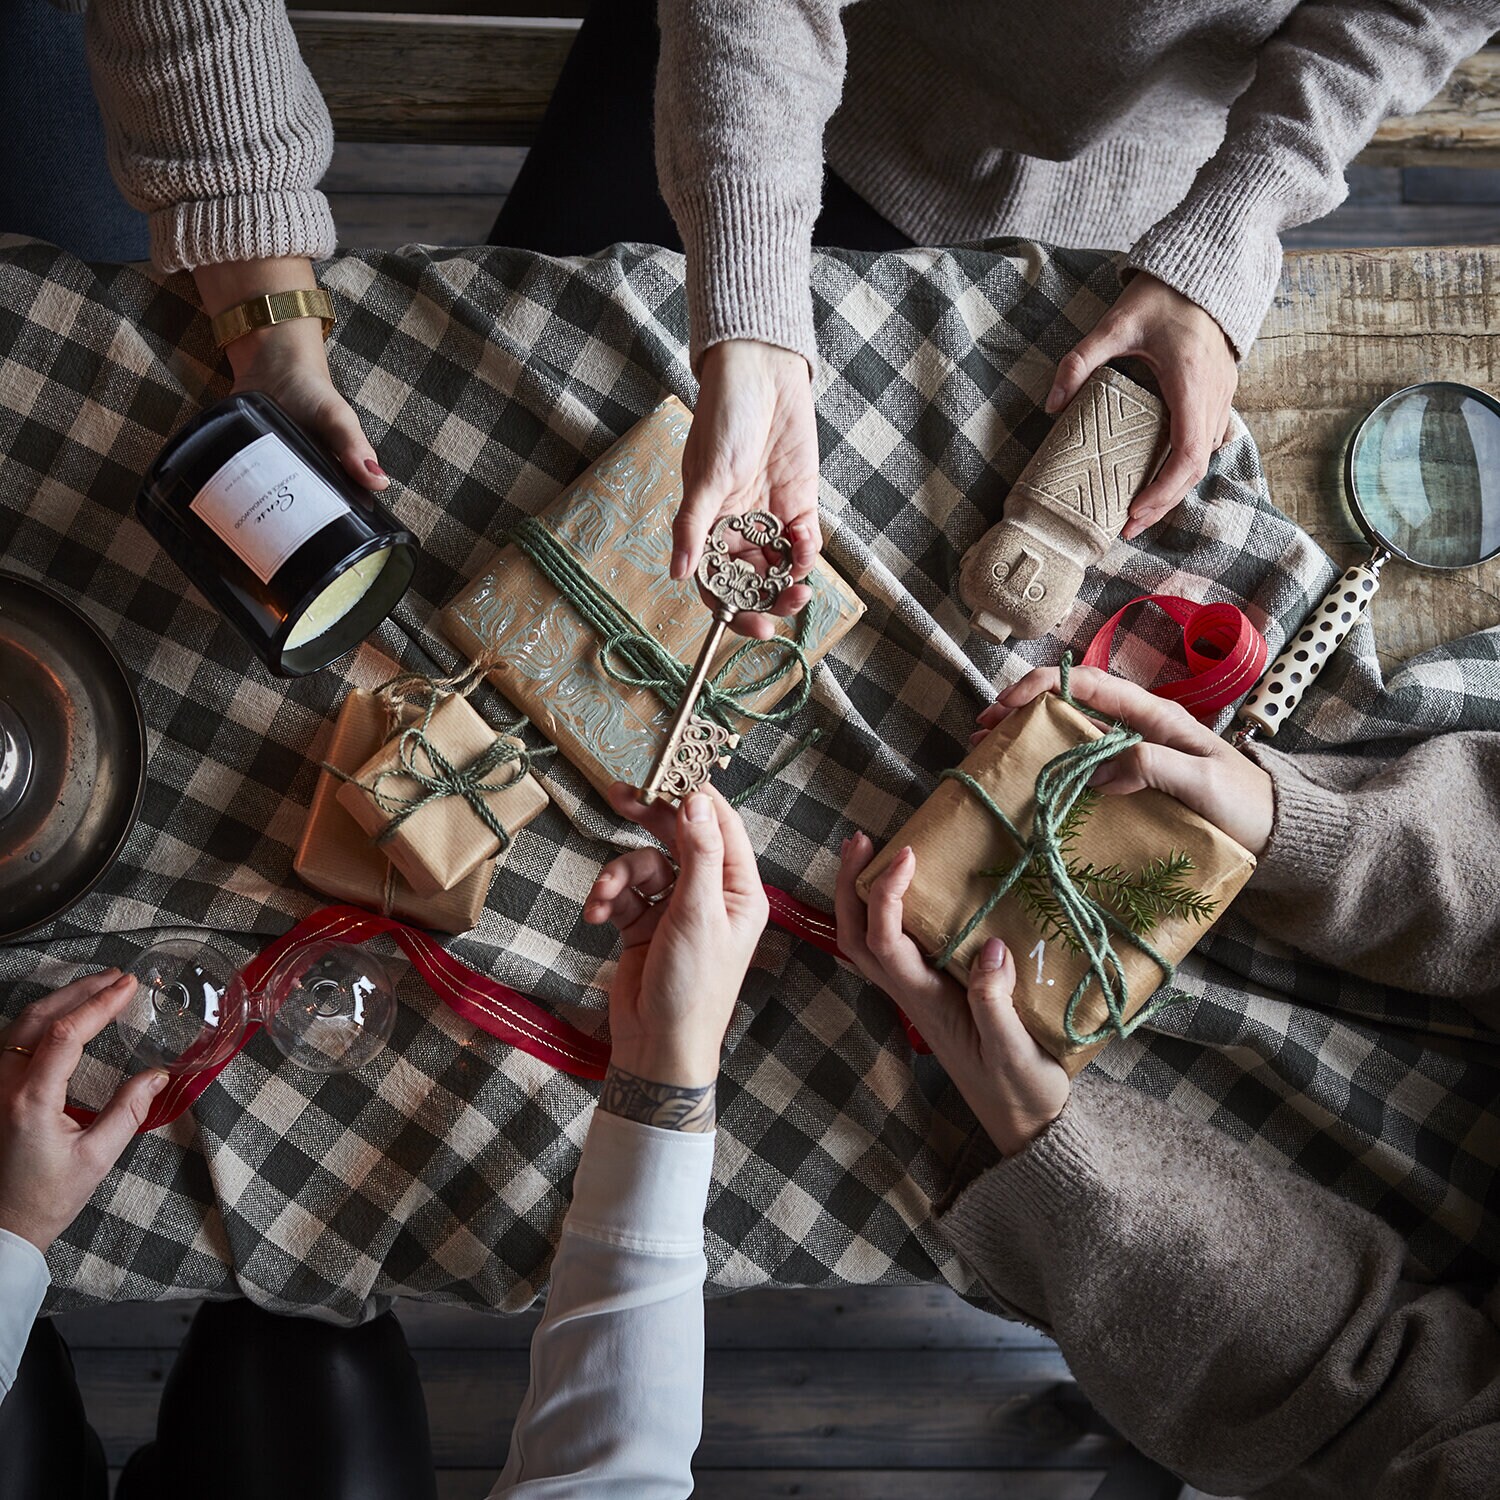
(56, 1288, 1177, 1500)
(51, 159, 1494, 1500)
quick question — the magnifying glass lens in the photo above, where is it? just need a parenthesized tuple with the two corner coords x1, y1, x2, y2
(1349, 385, 1500, 567)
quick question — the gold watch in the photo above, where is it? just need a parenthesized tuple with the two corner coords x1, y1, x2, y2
(210, 287, 336, 350)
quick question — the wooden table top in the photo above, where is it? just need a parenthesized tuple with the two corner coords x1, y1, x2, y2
(1239, 245, 1500, 669)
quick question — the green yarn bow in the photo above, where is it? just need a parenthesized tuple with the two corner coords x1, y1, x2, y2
(333, 685, 552, 849)
(933, 655, 1178, 1049)
(508, 517, 814, 731)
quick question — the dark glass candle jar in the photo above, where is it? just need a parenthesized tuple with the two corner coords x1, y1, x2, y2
(137, 392, 417, 676)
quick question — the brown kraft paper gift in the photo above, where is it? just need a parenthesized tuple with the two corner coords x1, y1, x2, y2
(856, 693, 1256, 1075)
(336, 692, 548, 896)
(295, 689, 497, 934)
(440, 395, 864, 799)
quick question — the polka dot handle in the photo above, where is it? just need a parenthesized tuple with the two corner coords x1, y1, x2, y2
(1237, 560, 1383, 737)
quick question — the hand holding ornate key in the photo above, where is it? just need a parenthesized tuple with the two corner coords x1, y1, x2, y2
(639, 511, 796, 805)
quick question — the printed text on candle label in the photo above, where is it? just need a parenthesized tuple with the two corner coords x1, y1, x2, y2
(190, 433, 348, 584)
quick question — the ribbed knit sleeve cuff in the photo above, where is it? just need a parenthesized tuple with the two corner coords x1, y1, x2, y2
(671, 180, 819, 374)
(934, 1088, 1115, 1327)
(1125, 156, 1297, 360)
(150, 190, 338, 274)
(1241, 743, 1354, 893)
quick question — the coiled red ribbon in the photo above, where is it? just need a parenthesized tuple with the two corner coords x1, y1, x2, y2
(1080, 594, 1267, 723)
(90, 594, 1264, 1127)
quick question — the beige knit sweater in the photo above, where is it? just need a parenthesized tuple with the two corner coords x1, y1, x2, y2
(655, 1, 1497, 365)
(939, 731, 1500, 1498)
(55, 0, 336, 271)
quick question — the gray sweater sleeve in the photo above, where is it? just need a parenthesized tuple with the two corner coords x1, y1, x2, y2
(82, 0, 336, 272)
(1128, 1, 1499, 356)
(937, 1076, 1500, 1499)
(1240, 732, 1500, 1006)
(654, 0, 852, 369)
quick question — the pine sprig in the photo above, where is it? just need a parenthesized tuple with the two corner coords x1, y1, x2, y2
(984, 797, 1219, 954)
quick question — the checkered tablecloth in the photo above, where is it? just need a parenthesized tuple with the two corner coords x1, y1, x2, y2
(3, 236, 1498, 1324)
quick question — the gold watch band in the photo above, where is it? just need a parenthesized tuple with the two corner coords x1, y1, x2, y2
(210, 287, 336, 350)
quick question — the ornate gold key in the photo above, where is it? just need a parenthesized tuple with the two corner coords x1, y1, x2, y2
(638, 511, 794, 805)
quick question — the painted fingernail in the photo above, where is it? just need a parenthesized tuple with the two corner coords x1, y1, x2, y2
(685, 792, 712, 822)
(365, 459, 386, 477)
(979, 938, 1007, 971)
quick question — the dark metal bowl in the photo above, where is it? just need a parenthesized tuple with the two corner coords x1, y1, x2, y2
(0, 571, 146, 940)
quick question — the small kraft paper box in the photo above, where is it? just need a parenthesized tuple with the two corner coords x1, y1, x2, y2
(856, 693, 1256, 1075)
(336, 692, 548, 897)
(295, 689, 497, 934)
(440, 395, 864, 798)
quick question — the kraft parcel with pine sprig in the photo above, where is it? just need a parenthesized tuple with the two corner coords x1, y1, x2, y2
(857, 666, 1256, 1075)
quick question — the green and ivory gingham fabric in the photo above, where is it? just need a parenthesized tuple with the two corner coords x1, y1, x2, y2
(1, 236, 1497, 1324)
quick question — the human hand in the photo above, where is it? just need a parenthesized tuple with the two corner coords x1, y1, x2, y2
(0, 971, 169, 1254)
(676, 339, 819, 638)
(836, 837, 1069, 1157)
(1046, 273, 1236, 541)
(586, 786, 770, 1127)
(975, 664, 1274, 854)
(193, 257, 388, 494)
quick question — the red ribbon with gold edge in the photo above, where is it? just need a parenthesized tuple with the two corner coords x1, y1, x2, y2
(1081, 594, 1268, 723)
(70, 905, 613, 1133)
(79, 897, 858, 1133)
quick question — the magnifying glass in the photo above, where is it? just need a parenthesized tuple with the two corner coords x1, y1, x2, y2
(1236, 380, 1500, 742)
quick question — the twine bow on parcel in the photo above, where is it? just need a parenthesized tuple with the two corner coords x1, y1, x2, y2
(934, 655, 1178, 1049)
(331, 674, 553, 851)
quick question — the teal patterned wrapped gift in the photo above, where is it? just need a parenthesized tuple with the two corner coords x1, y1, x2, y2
(440, 396, 864, 798)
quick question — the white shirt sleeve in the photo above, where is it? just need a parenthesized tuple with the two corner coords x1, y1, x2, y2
(490, 1108, 715, 1499)
(0, 1226, 49, 1401)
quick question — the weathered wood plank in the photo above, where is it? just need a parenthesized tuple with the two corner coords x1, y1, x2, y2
(290, 15, 579, 146)
(1282, 202, 1500, 247)
(73, 1346, 1120, 1469)
(1239, 247, 1500, 667)
(327, 191, 501, 248)
(56, 1286, 1043, 1353)
(1365, 51, 1500, 166)
(109, 1471, 1111, 1500)
(324, 143, 527, 196)
(106, 1469, 1121, 1500)
(665, 1474, 1107, 1500)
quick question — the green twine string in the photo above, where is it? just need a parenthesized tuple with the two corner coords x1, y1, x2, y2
(329, 683, 553, 849)
(507, 517, 815, 731)
(933, 655, 1177, 1049)
(730, 726, 825, 809)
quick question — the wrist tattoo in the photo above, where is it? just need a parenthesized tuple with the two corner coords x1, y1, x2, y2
(600, 1065, 716, 1132)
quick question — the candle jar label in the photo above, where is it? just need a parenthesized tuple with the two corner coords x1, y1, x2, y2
(190, 432, 349, 585)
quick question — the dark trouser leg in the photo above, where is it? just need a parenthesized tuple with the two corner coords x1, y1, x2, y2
(0, 1321, 109, 1500)
(142, 1300, 437, 1500)
(489, 0, 912, 256)
(490, 0, 679, 253)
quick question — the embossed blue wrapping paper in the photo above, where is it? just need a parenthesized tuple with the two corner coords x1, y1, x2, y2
(440, 396, 865, 798)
